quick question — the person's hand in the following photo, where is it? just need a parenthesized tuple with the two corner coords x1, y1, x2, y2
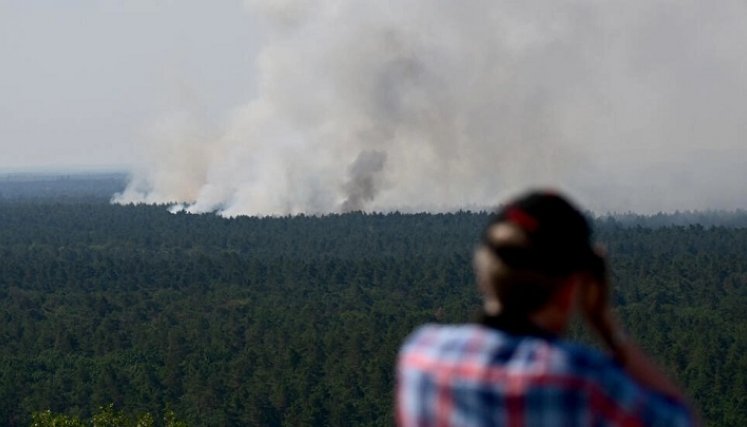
(579, 249, 609, 322)
(578, 249, 619, 346)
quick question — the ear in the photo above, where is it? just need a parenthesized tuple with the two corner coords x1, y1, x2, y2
(473, 247, 496, 297)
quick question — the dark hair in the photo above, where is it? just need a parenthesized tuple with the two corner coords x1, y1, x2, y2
(480, 190, 602, 314)
(484, 191, 595, 275)
(488, 265, 567, 315)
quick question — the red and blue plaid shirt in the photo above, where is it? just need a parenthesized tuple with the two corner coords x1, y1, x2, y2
(396, 321, 695, 426)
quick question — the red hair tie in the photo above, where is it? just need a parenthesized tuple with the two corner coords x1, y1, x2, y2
(506, 207, 539, 232)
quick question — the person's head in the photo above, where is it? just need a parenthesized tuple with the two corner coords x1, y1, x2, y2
(474, 190, 603, 331)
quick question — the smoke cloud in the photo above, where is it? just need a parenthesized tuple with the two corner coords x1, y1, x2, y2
(341, 150, 388, 213)
(114, 0, 747, 215)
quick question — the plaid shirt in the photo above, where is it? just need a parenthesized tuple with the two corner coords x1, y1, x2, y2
(396, 322, 695, 427)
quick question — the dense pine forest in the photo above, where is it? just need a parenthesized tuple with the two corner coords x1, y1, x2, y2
(0, 176, 745, 426)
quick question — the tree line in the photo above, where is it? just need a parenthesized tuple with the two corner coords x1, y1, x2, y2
(0, 199, 744, 426)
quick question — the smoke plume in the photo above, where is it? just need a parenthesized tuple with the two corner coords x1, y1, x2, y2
(114, 0, 747, 215)
(341, 150, 387, 212)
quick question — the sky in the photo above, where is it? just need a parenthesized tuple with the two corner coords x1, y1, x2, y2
(3, 1, 747, 214)
(0, 0, 259, 171)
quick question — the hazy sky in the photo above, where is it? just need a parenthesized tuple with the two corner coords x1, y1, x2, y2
(4, 1, 747, 213)
(0, 0, 259, 171)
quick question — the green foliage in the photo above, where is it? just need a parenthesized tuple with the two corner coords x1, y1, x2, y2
(91, 404, 128, 427)
(162, 410, 187, 427)
(135, 412, 154, 427)
(31, 410, 84, 427)
(0, 199, 745, 426)
(29, 405, 183, 427)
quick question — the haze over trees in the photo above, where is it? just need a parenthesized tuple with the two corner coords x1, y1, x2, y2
(0, 175, 744, 426)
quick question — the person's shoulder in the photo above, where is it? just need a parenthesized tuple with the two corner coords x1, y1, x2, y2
(398, 323, 502, 359)
(549, 339, 613, 373)
(546, 340, 640, 391)
(400, 323, 586, 360)
(400, 323, 487, 348)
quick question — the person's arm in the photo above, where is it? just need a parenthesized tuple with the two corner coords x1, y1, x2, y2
(579, 252, 687, 400)
(591, 309, 685, 400)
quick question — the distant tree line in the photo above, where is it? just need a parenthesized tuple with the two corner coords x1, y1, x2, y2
(0, 173, 126, 201)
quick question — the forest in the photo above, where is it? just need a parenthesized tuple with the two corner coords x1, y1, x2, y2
(0, 177, 745, 426)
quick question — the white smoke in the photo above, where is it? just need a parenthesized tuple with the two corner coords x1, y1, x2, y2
(114, 0, 747, 215)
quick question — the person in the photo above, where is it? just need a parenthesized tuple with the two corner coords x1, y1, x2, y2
(396, 190, 696, 426)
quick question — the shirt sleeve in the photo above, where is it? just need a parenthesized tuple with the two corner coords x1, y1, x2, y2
(395, 325, 436, 427)
(589, 354, 697, 426)
(636, 389, 697, 427)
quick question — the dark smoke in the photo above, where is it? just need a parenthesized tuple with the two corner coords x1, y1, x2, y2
(340, 150, 387, 212)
